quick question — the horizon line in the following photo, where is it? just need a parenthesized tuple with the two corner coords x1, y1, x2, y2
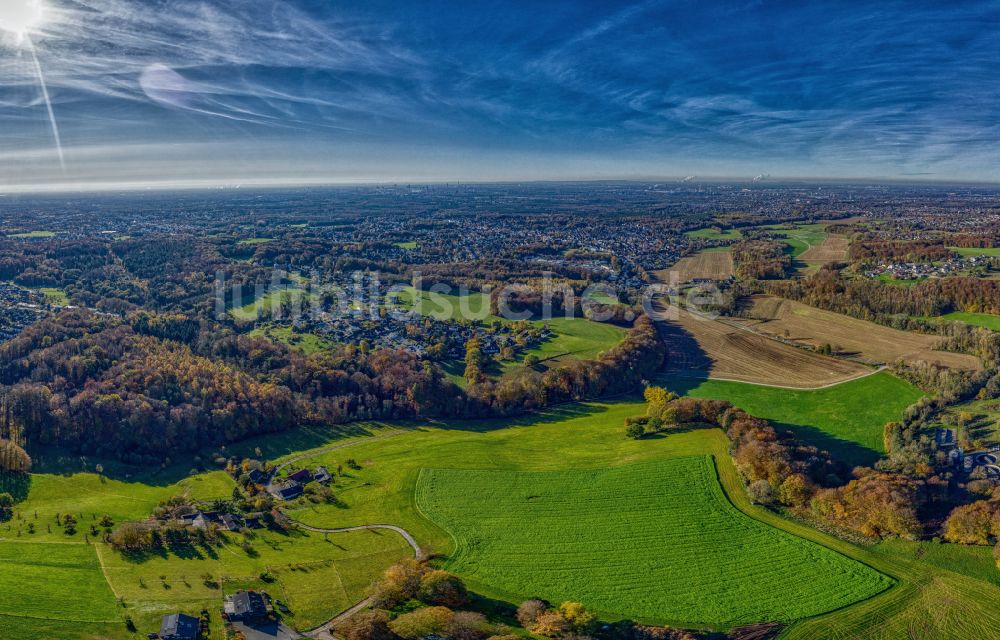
(3, 174, 1000, 196)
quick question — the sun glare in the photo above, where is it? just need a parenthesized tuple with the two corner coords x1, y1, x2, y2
(0, 0, 46, 39)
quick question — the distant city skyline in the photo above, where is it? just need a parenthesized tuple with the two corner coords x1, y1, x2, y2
(3, 0, 1000, 191)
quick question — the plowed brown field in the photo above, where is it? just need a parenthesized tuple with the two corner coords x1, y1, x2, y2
(739, 295, 981, 371)
(654, 249, 733, 284)
(658, 307, 872, 388)
(799, 235, 850, 264)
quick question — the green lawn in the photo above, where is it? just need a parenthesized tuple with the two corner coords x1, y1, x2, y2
(583, 289, 622, 305)
(417, 458, 890, 628)
(395, 241, 418, 250)
(665, 372, 925, 467)
(685, 227, 743, 240)
(949, 246, 1000, 257)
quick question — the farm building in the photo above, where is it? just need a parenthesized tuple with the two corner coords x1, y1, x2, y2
(158, 613, 200, 640)
(223, 590, 269, 623)
(268, 480, 303, 500)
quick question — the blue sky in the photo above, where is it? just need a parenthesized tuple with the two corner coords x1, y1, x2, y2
(2, 0, 1000, 190)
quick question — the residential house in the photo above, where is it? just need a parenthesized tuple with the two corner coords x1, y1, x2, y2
(158, 613, 200, 640)
(223, 590, 269, 623)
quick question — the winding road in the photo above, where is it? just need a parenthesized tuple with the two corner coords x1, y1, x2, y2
(263, 429, 424, 639)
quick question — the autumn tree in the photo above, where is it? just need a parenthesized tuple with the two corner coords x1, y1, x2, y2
(418, 570, 470, 608)
(335, 611, 395, 640)
(389, 606, 454, 640)
(558, 602, 596, 634)
(943, 500, 1000, 545)
(516, 599, 548, 629)
(0, 439, 31, 474)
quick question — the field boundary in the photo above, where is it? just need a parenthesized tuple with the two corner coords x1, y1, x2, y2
(668, 366, 886, 391)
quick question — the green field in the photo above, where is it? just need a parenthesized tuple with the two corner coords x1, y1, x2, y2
(506, 317, 625, 370)
(250, 325, 335, 354)
(6, 395, 1000, 638)
(949, 246, 1000, 257)
(231, 287, 314, 322)
(417, 458, 891, 627)
(2, 457, 409, 639)
(921, 311, 1000, 331)
(99, 526, 409, 635)
(666, 372, 925, 467)
(8, 230, 57, 239)
(394, 286, 625, 372)
(237, 237, 273, 246)
(394, 286, 495, 321)
(764, 223, 828, 258)
(0, 542, 121, 632)
(937, 397, 1000, 449)
(277, 401, 1000, 637)
(395, 241, 418, 250)
(685, 227, 743, 240)
(36, 287, 69, 305)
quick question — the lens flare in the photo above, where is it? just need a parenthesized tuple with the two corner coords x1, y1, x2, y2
(0, 0, 46, 39)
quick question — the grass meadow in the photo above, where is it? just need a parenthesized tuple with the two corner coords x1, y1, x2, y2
(949, 246, 1000, 257)
(685, 227, 743, 240)
(416, 458, 891, 627)
(5, 391, 1000, 638)
(667, 372, 924, 467)
(921, 311, 1000, 331)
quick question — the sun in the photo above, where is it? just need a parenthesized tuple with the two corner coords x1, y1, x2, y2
(0, 0, 46, 39)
